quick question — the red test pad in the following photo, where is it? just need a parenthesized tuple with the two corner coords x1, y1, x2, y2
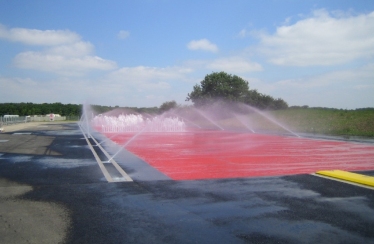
(104, 131, 374, 180)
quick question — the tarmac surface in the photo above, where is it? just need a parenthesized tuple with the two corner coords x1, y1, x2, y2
(0, 122, 374, 243)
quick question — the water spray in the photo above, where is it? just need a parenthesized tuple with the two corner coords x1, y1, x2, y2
(107, 126, 147, 162)
(194, 108, 225, 130)
(241, 104, 300, 137)
(233, 114, 255, 133)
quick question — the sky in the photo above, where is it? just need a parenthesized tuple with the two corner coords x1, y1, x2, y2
(0, 0, 374, 109)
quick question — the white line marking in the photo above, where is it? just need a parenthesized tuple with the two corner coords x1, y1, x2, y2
(89, 133, 133, 182)
(0, 140, 9, 143)
(13, 132, 32, 135)
(79, 125, 113, 183)
(311, 173, 374, 190)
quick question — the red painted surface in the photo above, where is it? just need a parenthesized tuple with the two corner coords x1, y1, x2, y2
(102, 130, 374, 180)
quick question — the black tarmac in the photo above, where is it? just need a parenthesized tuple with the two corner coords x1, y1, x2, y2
(0, 123, 374, 243)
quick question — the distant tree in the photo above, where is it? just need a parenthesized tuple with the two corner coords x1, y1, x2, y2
(0, 103, 82, 116)
(244, 89, 288, 110)
(159, 100, 178, 113)
(273, 98, 288, 110)
(186, 72, 250, 106)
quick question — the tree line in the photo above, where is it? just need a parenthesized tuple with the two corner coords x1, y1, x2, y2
(0, 102, 81, 116)
(0, 103, 160, 117)
(90, 105, 159, 115)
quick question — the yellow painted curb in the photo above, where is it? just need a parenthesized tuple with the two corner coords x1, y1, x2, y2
(316, 170, 374, 187)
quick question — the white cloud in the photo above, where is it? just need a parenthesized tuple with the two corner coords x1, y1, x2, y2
(46, 41, 94, 57)
(183, 56, 262, 74)
(206, 57, 263, 73)
(187, 39, 218, 52)
(256, 9, 374, 66)
(108, 66, 192, 90)
(238, 29, 248, 38)
(258, 63, 374, 108)
(117, 30, 130, 40)
(0, 24, 117, 76)
(19, 65, 192, 106)
(0, 76, 51, 102)
(3, 61, 372, 109)
(276, 63, 374, 88)
(0, 24, 80, 46)
(13, 52, 117, 76)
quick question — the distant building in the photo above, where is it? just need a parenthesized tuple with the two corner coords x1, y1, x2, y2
(4, 115, 19, 118)
(46, 114, 61, 117)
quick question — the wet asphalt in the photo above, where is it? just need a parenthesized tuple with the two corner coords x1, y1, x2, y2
(0, 123, 374, 244)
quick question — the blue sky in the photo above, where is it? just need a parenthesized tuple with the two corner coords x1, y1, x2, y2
(0, 0, 373, 109)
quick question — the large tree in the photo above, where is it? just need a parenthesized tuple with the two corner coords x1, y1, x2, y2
(186, 72, 249, 106)
(186, 71, 288, 110)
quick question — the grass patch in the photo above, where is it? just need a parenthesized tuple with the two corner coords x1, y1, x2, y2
(184, 107, 374, 137)
(266, 108, 374, 137)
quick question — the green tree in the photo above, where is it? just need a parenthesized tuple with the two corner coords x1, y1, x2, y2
(186, 71, 288, 110)
(244, 90, 288, 110)
(0, 103, 82, 116)
(273, 98, 288, 110)
(159, 100, 177, 113)
(186, 71, 250, 106)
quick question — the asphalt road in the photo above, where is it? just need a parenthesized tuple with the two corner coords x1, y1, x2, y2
(0, 122, 374, 244)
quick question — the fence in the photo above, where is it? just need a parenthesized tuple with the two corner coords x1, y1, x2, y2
(0, 116, 29, 126)
(66, 116, 80, 121)
(0, 115, 82, 128)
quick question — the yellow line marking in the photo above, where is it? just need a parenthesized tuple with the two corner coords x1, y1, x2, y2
(316, 170, 374, 188)
(80, 125, 113, 183)
(311, 174, 374, 190)
(89, 135, 133, 182)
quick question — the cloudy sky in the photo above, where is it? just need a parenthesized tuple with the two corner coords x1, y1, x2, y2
(0, 0, 373, 109)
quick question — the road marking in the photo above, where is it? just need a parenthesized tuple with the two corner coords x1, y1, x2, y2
(79, 125, 113, 183)
(316, 170, 374, 187)
(89, 135, 132, 182)
(0, 140, 9, 142)
(312, 171, 374, 190)
(79, 125, 132, 182)
(13, 132, 32, 135)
